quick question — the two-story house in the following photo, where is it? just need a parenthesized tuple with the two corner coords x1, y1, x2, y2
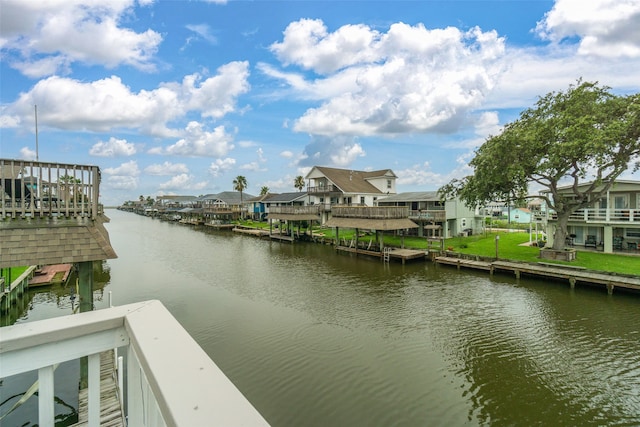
(305, 166, 397, 224)
(544, 180, 640, 253)
(376, 191, 483, 238)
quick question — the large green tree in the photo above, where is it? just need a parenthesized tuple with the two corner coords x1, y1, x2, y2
(233, 175, 248, 218)
(440, 81, 640, 251)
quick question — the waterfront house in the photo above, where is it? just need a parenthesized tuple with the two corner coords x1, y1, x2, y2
(508, 208, 534, 224)
(544, 180, 640, 253)
(200, 191, 256, 224)
(305, 166, 397, 224)
(376, 191, 483, 238)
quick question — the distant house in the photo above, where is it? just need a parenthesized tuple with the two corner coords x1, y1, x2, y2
(305, 166, 397, 224)
(544, 180, 640, 253)
(376, 191, 482, 238)
(508, 208, 534, 224)
(200, 191, 256, 222)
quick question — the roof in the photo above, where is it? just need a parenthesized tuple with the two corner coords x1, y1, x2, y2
(307, 166, 395, 194)
(263, 192, 308, 203)
(200, 191, 256, 204)
(266, 213, 320, 221)
(543, 180, 640, 194)
(377, 191, 440, 203)
(324, 217, 418, 230)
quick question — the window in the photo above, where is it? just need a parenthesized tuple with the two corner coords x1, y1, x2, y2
(387, 179, 392, 189)
(360, 196, 365, 204)
(614, 194, 629, 209)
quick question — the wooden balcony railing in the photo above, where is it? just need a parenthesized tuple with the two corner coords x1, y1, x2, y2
(307, 184, 339, 194)
(268, 205, 320, 215)
(1, 159, 101, 220)
(409, 209, 446, 222)
(331, 206, 410, 219)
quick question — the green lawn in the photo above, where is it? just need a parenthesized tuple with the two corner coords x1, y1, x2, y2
(236, 221, 640, 276)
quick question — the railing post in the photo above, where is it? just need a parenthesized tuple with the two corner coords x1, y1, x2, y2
(88, 353, 101, 426)
(38, 365, 55, 427)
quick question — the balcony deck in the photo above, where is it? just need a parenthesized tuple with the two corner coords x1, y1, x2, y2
(0, 300, 269, 427)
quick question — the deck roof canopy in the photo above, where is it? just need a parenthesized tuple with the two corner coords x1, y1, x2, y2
(325, 217, 418, 230)
(266, 213, 320, 221)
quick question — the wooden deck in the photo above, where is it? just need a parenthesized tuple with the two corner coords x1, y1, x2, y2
(232, 226, 270, 237)
(71, 350, 124, 427)
(435, 256, 640, 294)
(29, 264, 73, 287)
(336, 245, 425, 264)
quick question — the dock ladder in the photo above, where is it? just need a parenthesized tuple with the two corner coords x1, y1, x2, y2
(383, 247, 391, 263)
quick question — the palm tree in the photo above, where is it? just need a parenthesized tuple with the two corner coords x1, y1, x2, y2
(233, 175, 248, 219)
(260, 186, 269, 196)
(294, 175, 305, 192)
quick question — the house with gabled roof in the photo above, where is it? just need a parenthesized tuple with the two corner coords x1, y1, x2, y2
(305, 166, 397, 224)
(199, 191, 256, 223)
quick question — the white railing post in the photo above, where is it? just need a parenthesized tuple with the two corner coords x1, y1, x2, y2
(38, 365, 55, 427)
(88, 353, 101, 426)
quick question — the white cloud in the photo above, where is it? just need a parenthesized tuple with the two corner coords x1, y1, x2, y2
(103, 160, 140, 176)
(298, 135, 365, 168)
(536, 0, 640, 58)
(90, 137, 137, 157)
(0, 0, 162, 77)
(209, 157, 236, 177)
(158, 174, 207, 190)
(0, 62, 250, 137)
(280, 150, 294, 158)
(102, 160, 141, 190)
(186, 24, 218, 45)
(164, 122, 235, 157)
(144, 162, 189, 176)
(19, 147, 37, 160)
(267, 20, 506, 137)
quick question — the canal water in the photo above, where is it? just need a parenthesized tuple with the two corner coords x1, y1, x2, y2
(4, 208, 640, 426)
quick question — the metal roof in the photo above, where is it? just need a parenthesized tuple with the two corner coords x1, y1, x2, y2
(324, 217, 418, 230)
(376, 191, 440, 203)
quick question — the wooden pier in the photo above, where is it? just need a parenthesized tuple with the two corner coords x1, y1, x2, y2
(29, 263, 73, 287)
(336, 245, 426, 264)
(232, 226, 270, 238)
(435, 256, 640, 294)
(71, 350, 124, 427)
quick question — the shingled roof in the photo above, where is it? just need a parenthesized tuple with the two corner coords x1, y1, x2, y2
(310, 166, 395, 194)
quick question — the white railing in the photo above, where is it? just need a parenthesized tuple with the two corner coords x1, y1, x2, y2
(550, 208, 639, 223)
(0, 300, 269, 427)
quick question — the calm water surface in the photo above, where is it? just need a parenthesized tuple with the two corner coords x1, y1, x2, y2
(6, 208, 640, 426)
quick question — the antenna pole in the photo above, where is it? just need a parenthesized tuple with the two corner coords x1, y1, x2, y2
(35, 105, 39, 162)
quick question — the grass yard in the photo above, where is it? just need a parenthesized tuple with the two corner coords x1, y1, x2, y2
(235, 220, 640, 276)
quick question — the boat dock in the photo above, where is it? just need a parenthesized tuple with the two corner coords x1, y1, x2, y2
(336, 245, 426, 264)
(232, 226, 270, 238)
(29, 264, 73, 287)
(72, 350, 124, 427)
(435, 256, 640, 294)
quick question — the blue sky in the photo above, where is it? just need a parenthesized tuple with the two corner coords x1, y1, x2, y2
(1, 0, 639, 205)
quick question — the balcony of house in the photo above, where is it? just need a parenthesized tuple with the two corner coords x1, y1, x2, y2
(268, 205, 321, 216)
(548, 208, 640, 224)
(1, 159, 101, 221)
(0, 300, 269, 427)
(331, 206, 410, 219)
(202, 205, 241, 215)
(307, 184, 340, 195)
(409, 209, 446, 222)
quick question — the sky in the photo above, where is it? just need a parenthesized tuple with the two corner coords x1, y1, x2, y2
(1, 0, 640, 206)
